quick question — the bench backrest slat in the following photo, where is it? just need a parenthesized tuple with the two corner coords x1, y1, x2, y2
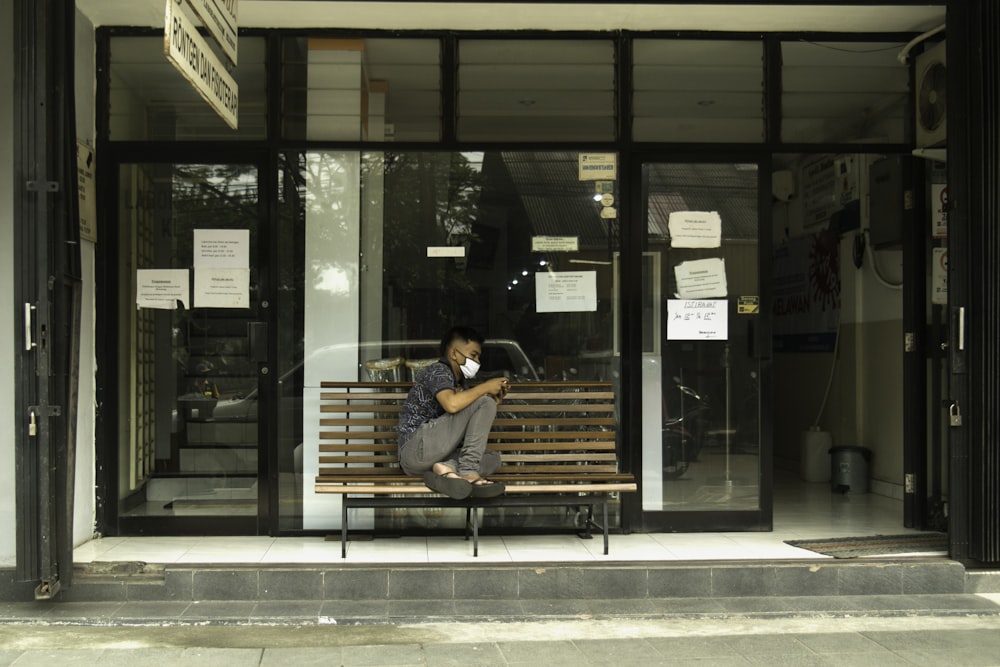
(316, 381, 620, 481)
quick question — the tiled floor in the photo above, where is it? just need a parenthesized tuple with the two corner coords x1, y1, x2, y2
(75, 473, 938, 565)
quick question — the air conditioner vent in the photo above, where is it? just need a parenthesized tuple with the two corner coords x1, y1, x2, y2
(915, 41, 946, 148)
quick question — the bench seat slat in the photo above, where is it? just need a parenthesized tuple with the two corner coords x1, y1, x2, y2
(315, 482, 638, 494)
(319, 443, 615, 453)
(316, 472, 635, 482)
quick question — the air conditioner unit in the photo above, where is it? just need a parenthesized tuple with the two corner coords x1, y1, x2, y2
(915, 40, 946, 148)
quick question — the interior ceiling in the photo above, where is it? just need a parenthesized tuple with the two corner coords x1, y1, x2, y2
(77, 2, 945, 33)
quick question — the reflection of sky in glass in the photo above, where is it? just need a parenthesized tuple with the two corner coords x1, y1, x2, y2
(462, 152, 485, 172)
(313, 262, 355, 296)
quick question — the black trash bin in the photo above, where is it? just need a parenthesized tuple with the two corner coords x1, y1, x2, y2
(830, 446, 871, 494)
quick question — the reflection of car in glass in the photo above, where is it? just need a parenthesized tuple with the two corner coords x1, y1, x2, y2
(204, 338, 541, 425)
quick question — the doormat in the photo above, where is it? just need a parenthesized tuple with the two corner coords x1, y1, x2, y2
(784, 533, 948, 559)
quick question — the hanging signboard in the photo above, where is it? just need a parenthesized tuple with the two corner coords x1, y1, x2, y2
(164, 0, 239, 130)
(185, 0, 239, 65)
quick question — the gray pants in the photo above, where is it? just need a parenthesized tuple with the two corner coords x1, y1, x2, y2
(399, 395, 501, 477)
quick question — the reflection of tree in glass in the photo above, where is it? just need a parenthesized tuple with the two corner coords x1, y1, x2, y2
(170, 164, 260, 268)
(377, 152, 483, 327)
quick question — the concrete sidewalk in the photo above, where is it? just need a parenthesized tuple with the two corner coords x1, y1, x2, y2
(2, 610, 1000, 666)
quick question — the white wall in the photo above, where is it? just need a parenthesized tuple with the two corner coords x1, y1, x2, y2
(0, 0, 16, 568)
(74, 8, 98, 548)
(302, 151, 362, 530)
(773, 153, 906, 493)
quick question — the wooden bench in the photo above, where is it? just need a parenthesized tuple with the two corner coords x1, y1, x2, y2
(315, 381, 637, 557)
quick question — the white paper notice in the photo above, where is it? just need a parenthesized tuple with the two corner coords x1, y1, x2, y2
(427, 246, 466, 258)
(536, 271, 597, 313)
(674, 258, 728, 298)
(668, 211, 722, 248)
(932, 247, 948, 305)
(531, 236, 579, 252)
(137, 269, 189, 310)
(194, 229, 250, 268)
(195, 268, 250, 308)
(667, 300, 728, 340)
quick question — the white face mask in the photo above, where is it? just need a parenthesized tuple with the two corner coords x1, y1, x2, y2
(459, 355, 481, 379)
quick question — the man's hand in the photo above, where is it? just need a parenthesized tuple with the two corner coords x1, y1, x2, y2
(484, 377, 509, 401)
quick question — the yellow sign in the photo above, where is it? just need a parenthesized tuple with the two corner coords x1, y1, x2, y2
(738, 296, 760, 314)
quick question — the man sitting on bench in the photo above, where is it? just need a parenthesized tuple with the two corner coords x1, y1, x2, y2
(396, 326, 510, 499)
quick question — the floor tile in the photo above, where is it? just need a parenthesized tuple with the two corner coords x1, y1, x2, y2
(68, 474, 937, 566)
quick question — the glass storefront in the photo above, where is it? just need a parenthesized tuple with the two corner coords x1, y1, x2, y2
(115, 150, 623, 532)
(100, 27, 907, 537)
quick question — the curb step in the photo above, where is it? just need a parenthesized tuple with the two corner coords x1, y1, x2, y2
(50, 559, 972, 603)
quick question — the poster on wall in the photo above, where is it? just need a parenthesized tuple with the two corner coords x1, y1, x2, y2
(801, 155, 841, 231)
(931, 184, 948, 239)
(536, 271, 597, 312)
(136, 269, 189, 309)
(76, 141, 97, 242)
(667, 299, 728, 340)
(673, 258, 728, 298)
(772, 232, 840, 352)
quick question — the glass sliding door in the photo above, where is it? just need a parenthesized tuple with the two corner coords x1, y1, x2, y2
(635, 160, 770, 531)
(115, 162, 265, 533)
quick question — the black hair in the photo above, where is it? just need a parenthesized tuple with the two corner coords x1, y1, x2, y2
(440, 326, 484, 356)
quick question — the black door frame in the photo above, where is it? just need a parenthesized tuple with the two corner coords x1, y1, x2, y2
(96, 145, 275, 536)
(620, 150, 774, 533)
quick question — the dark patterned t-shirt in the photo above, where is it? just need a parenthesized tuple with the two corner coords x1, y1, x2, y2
(397, 359, 464, 447)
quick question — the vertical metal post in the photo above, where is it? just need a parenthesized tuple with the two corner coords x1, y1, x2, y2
(13, 0, 81, 597)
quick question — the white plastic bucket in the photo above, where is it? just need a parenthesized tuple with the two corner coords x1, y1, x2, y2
(800, 429, 832, 482)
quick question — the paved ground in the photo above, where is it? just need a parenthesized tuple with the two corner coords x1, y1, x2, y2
(1, 596, 1000, 665)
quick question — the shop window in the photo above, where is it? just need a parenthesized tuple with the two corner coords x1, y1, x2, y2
(281, 150, 621, 530)
(781, 41, 909, 144)
(281, 38, 442, 141)
(109, 37, 266, 141)
(632, 39, 764, 143)
(458, 40, 615, 142)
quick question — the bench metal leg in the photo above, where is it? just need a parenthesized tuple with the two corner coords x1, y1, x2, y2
(602, 499, 609, 555)
(341, 499, 349, 558)
(464, 506, 472, 541)
(472, 506, 479, 557)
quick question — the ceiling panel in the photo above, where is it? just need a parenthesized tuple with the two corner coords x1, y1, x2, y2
(76, 2, 946, 33)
